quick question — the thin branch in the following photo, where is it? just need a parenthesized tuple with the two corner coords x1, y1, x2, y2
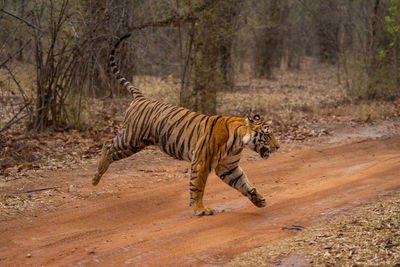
(0, 105, 47, 133)
(127, 0, 218, 32)
(0, 8, 43, 32)
(0, 102, 30, 132)
(0, 39, 31, 68)
(3, 65, 29, 103)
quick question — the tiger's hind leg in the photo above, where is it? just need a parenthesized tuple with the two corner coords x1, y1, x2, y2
(215, 156, 266, 208)
(92, 133, 144, 186)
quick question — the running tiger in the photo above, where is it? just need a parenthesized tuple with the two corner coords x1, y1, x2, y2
(92, 33, 280, 216)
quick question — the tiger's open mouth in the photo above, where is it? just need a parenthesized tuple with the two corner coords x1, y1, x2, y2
(260, 147, 270, 159)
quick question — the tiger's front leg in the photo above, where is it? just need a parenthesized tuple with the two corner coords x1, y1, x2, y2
(216, 160, 266, 208)
(189, 160, 215, 216)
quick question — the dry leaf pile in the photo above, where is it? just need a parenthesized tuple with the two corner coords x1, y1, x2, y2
(0, 186, 90, 219)
(269, 120, 333, 142)
(226, 191, 400, 266)
(0, 112, 122, 178)
(0, 193, 53, 218)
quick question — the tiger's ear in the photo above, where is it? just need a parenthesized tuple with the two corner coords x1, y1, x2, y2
(246, 116, 254, 123)
(253, 114, 260, 120)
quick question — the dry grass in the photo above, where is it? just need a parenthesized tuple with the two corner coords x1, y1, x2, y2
(91, 58, 400, 124)
(0, 64, 36, 98)
(226, 191, 400, 267)
(224, 59, 346, 118)
(132, 75, 180, 105)
(1, 59, 399, 129)
(0, 64, 35, 126)
(219, 59, 400, 122)
(126, 59, 400, 124)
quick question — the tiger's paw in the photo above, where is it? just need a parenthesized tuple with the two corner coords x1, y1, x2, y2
(249, 188, 266, 208)
(194, 207, 215, 216)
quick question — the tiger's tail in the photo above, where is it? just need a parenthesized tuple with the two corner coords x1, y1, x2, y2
(109, 33, 144, 99)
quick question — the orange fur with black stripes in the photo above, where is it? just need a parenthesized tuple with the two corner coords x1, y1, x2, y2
(92, 34, 280, 216)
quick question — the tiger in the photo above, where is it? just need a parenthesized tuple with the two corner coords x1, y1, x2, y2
(92, 33, 280, 216)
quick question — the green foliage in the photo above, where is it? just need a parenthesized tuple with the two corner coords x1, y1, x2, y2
(368, 66, 398, 99)
(384, 0, 400, 46)
(343, 0, 400, 101)
(371, 0, 400, 99)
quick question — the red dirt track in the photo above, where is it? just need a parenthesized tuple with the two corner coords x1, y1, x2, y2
(1, 136, 400, 266)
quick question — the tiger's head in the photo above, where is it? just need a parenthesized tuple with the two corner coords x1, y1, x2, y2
(244, 114, 280, 159)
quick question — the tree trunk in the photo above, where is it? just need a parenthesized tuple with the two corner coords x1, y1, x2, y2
(369, 0, 384, 75)
(187, 0, 238, 115)
(253, 0, 286, 79)
(192, 8, 220, 115)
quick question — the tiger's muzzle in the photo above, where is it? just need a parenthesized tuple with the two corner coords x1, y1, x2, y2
(260, 144, 279, 159)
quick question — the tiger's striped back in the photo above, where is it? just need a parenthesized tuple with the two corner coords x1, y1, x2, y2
(121, 95, 248, 163)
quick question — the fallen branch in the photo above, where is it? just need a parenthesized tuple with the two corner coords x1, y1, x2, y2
(23, 186, 61, 194)
(282, 224, 306, 231)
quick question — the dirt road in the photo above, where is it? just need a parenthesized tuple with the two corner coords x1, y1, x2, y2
(1, 136, 400, 266)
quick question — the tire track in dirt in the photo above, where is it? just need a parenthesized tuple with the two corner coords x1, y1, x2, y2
(1, 137, 400, 266)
